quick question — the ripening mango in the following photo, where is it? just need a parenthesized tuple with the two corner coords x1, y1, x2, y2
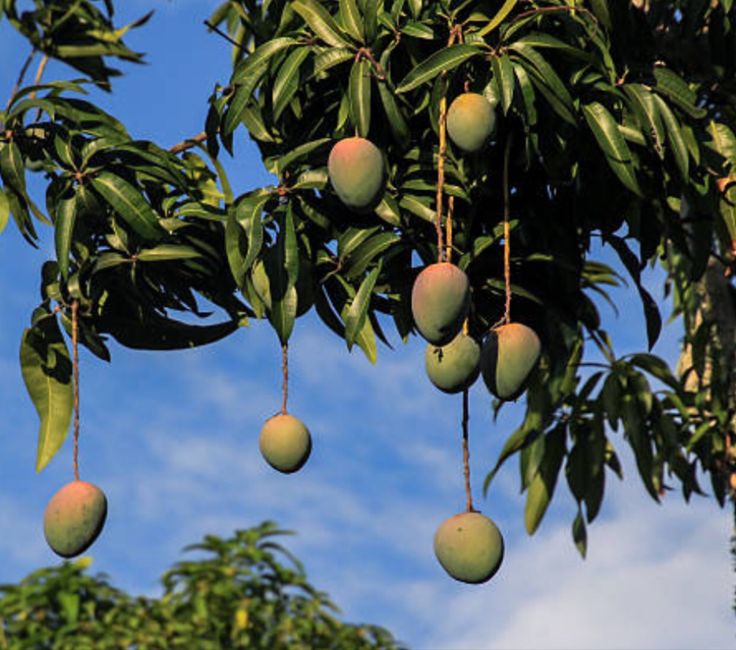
(446, 93, 496, 153)
(259, 414, 312, 474)
(434, 511, 505, 584)
(480, 322, 541, 400)
(327, 137, 385, 212)
(425, 332, 480, 394)
(43, 480, 108, 558)
(411, 263, 470, 345)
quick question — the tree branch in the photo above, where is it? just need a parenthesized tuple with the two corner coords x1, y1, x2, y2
(4, 49, 36, 113)
(204, 20, 244, 50)
(170, 131, 207, 155)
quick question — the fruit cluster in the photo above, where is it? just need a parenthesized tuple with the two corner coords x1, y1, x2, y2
(41, 93, 539, 590)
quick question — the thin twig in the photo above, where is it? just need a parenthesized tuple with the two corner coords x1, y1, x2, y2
(446, 195, 454, 264)
(435, 27, 461, 263)
(30, 54, 50, 122)
(170, 131, 207, 155)
(281, 343, 289, 415)
(435, 92, 448, 263)
(462, 388, 474, 512)
(356, 47, 386, 81)
(204, 20, 244, 50)
(502, 133, 513, 325)
(4, 49, 36, 113)
(72, 301, 81, 482)
(29, 54, 49, 98)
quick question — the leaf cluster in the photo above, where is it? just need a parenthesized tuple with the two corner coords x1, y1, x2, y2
(3, 0, 736, 551)
(0, 522, 402, 649)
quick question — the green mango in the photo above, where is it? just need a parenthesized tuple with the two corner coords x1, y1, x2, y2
(425, 332, 480, 393)
(447, 93, 496, 153)
(411, 263, 470, 345)
(481, 323, 541, 400)
(259, 413, 312, 474)
(434, 511, 505, 584)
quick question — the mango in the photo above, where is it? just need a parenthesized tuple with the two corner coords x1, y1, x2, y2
(446, 93, 496, 153)
(434, 511, 504, 584)
(411, 263, 470, 345)
(327, 137, 385, 212)
(425, 332, 480, 393)
(259, 414, 312, 474)
(480, 322, 541, 400)
(43, 480, 107, 558)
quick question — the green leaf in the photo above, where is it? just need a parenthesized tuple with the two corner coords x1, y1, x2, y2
(0, 140, 27, 195)
(273, 47, 311, 121)
(311, 48, 354, 78)
(628, 353, 681, 392)
(510, 43, 576, 125)
(349, 58, 372, 137)
(232, 38, 298, 83)
(0, 188, 9, 235)
(344, 232, 400, 279)
(377, 80, 410, 148)
(344, 263, 381, 348)
(524, 423, 566, 534)
(292, 0, 353, 48)
(223, 83, 253, 138)
(265, 210, 299, 345)
(623, 84, 665, 158)
(90, 171, 162, 240)
(399, 194, 435, 221)
(401, 21, 434, 39)
(583, 102, 643, 197)
(339, 0, 364, 42)
(476, 0, 517, 37)
(353, 312, 378, 363)
(653, 94, 689, 182)
(491, 54, 515, 114)
(137, 244, 203, 262)
(20, 315, 73, 473)
(396, 45, 481, 93)
(572, 510, 587, 558)
(54, 194, 77, 280)
(652, 67, 706, 119)
(226, 211, 248, 287)
(512, 32, 592, 61)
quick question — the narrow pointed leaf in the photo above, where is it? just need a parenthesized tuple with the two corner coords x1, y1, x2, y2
(91, 171, 162, 239)
(491, 53, 515, 114)
(653, 94, 689, 181)
(396, 45, 481, 93)
(477, 0, 517, 37)
(583, 102, 642, 196)
(20, 316, 73, 473)
(349, 58, 372, 137)
(292, 0, 353, 48)
(232, 38, 298, 83)
(345, 262, 381, 348)
(0, 189, 9, 235)
(54, 194, 77, 280)
(273, 47, 310, 121)
(340, 0, 364, 42)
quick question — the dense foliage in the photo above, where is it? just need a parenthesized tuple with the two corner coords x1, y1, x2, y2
(0, 522, 401, 649)
(3, 0, 736, 555)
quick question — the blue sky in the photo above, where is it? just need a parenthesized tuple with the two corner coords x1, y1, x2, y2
(1, 2, 734, 648)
